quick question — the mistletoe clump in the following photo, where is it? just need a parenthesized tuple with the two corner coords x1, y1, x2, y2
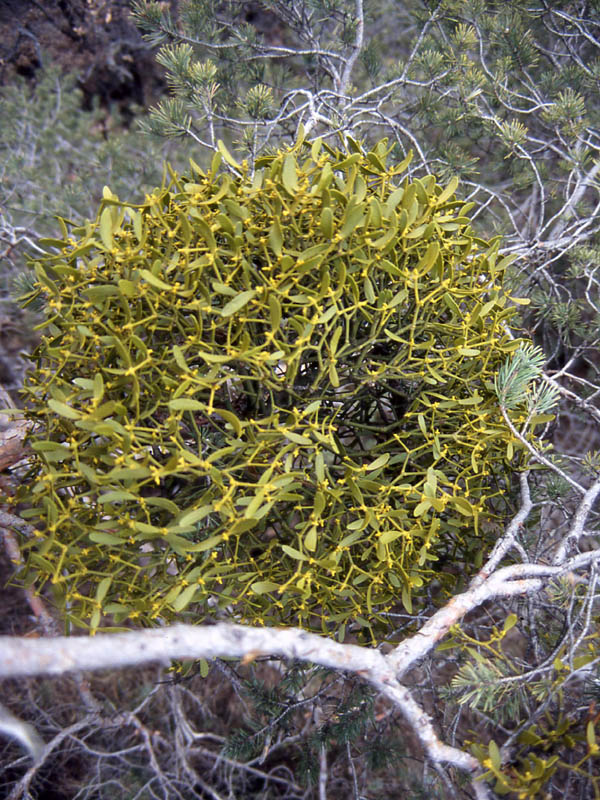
(18, 136, 526, 640)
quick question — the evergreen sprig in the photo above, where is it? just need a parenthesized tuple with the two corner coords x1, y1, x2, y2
(495, 343, 559, 414)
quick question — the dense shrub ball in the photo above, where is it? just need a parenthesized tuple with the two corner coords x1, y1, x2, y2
(19, 137, 524, 640)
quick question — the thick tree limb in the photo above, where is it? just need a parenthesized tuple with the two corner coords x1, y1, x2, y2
(2, 463, 598, 797)
(0, 623, 388, 679)
(0, 621, 488, 795)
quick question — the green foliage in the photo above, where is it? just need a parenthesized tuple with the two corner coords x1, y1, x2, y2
(440, 613, 528, 723)
(495, 343, 559, 415)
(220, 665, 416, 794)
(131, 0, 316, 158)
(470, 715, 600, 798)
(444, 596, 600, 797)
(495, 344, 546, 409)
(17, 135, 529, 639)
(0, 62, 196, 292)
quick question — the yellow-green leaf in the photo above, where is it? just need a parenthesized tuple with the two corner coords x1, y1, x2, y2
(172, 583, 199, 612)
(169, 398, 204, 411)
(178, 505, 213, 527)
(417, 242, 439, 272)
(315, 451, 325, 482)
(251, 580, 279, 594)
(313, 491, 326, 517)
(173, 345, 190, 372)
(217, 139, 241, 170)
(378, 529, 404, 545)
(214, 408, 242, 437)
(328, 361, 340, 387)
(89, 531, 123, 546)
(385, 187, 405, 215)
(269, 294, 281, 330)
(311, 137, 323, 161)
(587, 721, 597, 749)
(268, 219, 283, 256)
(99, 207, 114, 250)
(281, 544, 308, 561)
(118, 279, 136, 297)
(453, 496, 473, 516)
(140, 269, 172, 291)
(98, 491, 136, 504)
(320, 207, 333, 238)
(282, 154, 298, 193)
(503, 613, 518, 633)
(93, 373, 104, 402)
(488, 739, 501, 771)
(414, 499, 431, 517)
(284, 430, 312, 445)
(304, 525, 317, 551)
(436, 175, 459, 205)
(96, 577, 112, 604)
(48, 399, 81, 420)
(366, 453, 390, 471)
(221, 290, 256, 317)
